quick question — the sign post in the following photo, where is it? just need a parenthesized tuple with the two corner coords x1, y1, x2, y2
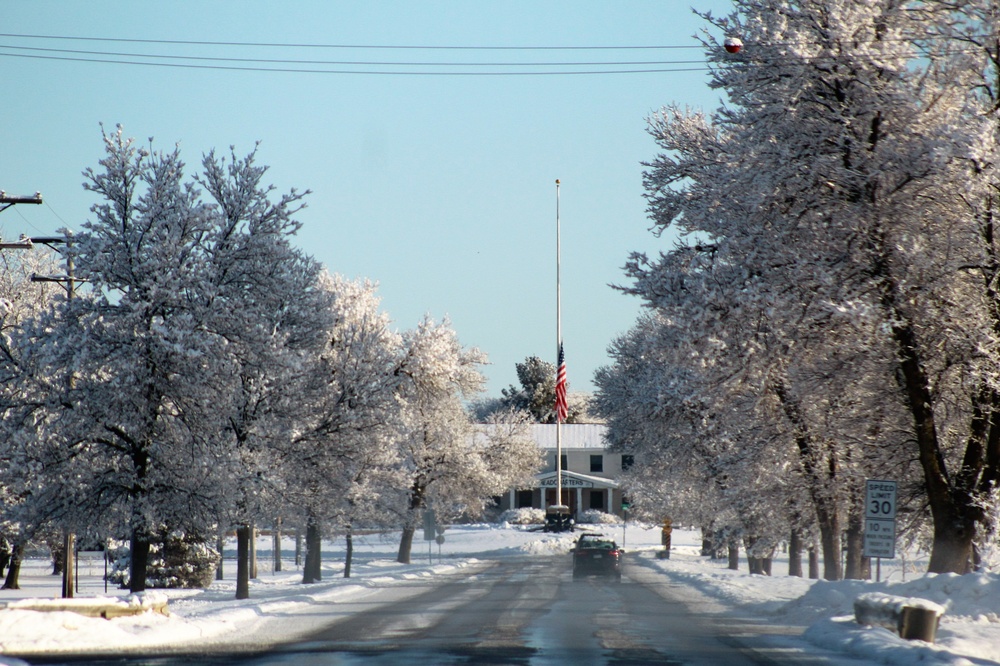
(423, 509, 436, 564)
(863, 479, 897, 579)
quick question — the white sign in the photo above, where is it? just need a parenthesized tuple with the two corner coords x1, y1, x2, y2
(864, 517, 896, 559)
(865, 479, 897, 519)
(539, 476, 594, 488)
(864, 479, 898, 558)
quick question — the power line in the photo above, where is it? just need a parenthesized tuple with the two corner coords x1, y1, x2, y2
(0, 32, 703, 51)
(0, 31, 713, 75)
(0, 43, 708, 68)
(0, 51, 712, 76)
(0, 30, 987, 52)
(0, 30, 985, 77)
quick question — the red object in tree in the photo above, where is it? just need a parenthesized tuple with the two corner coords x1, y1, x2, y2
(724, 37, 743, 53)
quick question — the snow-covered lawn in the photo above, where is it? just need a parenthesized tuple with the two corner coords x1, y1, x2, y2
(0, 524, 997, 665)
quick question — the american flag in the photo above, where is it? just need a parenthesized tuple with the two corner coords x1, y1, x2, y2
(555, 343, 568, 423)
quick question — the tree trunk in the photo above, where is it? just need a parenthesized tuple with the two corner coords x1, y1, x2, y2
(727, 543, 739, 571)
(744, 536, 762, 575)
(397, 485, 425, 564)
(273, 518, 282, 573)
(2, 543, 24, 590)
(62, 532, 75, 599)
(817, 511, 842, 581)
(700, 527, 714, 557)
(249, 523, 257, 580)
(844, 510, 869, 580)
(344, 527, 353, 578)
(872, 238, 979, 574)
(788, 529, 803, 577)
(216, 530, 225, 581)
(51, 542, 64, 575)
(303, 518, 322, 583)
(236, 524, 250, 600)
(0, 540, 10, 578)
(745, 536, 773, 576)
(397, 526, 416, 565)
(808, 544, 820, 580)
(129, 532, 150, 593)
(295, 528, 303, 567)
(772, 378, 842, 580)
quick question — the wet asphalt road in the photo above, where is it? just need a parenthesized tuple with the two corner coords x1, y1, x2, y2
(19, 556, 866, 666)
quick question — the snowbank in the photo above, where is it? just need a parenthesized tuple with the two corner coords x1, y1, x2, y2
(633, 534, 1000, 665)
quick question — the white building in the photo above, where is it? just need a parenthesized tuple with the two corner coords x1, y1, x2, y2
(499, 424, 631, 518)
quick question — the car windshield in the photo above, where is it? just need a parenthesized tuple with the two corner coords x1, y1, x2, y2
(581, 539, 615, 549)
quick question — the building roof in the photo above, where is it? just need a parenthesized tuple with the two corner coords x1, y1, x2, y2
(532, 424, 608, 450)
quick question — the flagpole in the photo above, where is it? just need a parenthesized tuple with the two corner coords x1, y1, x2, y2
(555, 178, 562, 509)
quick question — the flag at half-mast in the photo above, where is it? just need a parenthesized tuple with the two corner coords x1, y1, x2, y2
(555, 343, 568, 423)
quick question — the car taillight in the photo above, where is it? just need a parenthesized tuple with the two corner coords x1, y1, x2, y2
(610, 549, 620, 556)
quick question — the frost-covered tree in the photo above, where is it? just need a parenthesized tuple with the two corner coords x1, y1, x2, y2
(285, 274, 404, 584)
(599, 0, 995, 576)
(0, 246, 67, 589)
(194, 145, 332, 599)
(391, 317, 486, 564)
(912, 0, 1000, 571)
(7, 127, 332, 594)
(391, 318, 540, 564)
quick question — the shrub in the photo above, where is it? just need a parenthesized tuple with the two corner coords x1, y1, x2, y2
(577, 510, 622, 525)
(108, 530, 220, 589)
(498, 508, 545, 525)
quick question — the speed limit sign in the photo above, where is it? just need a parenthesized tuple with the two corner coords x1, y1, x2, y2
(864, 479, 897, 559)
(865, 480, 897, 520)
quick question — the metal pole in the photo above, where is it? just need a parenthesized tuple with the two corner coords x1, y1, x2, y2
(555, 179, 562, 508)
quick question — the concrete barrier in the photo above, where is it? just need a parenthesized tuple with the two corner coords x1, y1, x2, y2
(0, 592, 169, 619)
(854, 592, 944, 643)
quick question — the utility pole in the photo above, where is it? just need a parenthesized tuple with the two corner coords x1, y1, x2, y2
(0, 227, 80, 598)
(29, 235, 76, 299)
(0, 194, 82, 596)
(29, 234, 78, 598)
(0, 191, 43, 215)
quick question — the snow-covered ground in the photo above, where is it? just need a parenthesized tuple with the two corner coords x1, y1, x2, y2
(0, 524, 997, 665)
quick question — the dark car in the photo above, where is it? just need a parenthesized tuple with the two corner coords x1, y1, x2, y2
(572, 534, 623, 581)
(544, 504, 574, 533)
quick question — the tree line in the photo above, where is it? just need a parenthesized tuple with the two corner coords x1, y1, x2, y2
(595, 0, 1000, 579)
(0, 126, 540, 598)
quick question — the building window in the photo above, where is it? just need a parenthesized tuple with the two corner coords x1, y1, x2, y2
(555, 453, 567, 470)
(517, 489, 533, 508)
(589, 490, 605, 510)
(590, 454, 603, 473)
(621, 454, 634, 471)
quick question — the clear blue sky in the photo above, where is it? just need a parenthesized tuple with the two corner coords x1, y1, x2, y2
(1, 1, 732, 397)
